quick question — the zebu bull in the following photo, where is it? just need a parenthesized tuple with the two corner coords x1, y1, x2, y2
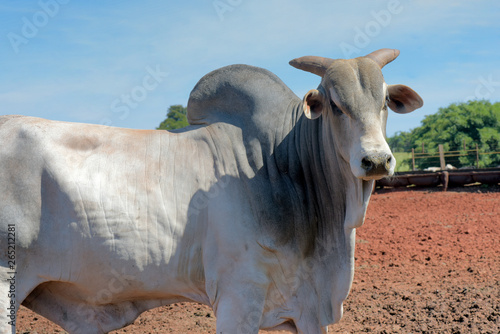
(0, 49, 422, 333)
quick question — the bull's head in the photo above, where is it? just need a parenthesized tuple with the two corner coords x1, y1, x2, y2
(290, 49, 423, 180)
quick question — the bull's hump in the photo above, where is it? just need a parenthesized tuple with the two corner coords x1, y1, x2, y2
(187, 64, 297, 126)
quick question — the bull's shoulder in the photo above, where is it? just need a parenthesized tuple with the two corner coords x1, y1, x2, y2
(187, 64, 297, 126)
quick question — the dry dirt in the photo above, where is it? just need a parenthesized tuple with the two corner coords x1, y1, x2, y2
(15, 186, 500, 333)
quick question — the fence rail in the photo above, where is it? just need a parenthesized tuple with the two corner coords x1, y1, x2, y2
(376, 167, 500, 191)
(409, 144, 500, 170)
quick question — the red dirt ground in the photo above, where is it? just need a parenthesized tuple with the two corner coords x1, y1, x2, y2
(15, 186, 500, 333)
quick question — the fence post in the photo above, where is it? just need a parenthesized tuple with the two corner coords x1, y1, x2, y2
(442, 170, 449, 192)
(438, 144, 446, 170)
(412, 148, 416, 171)
(476, 143, 480, 168)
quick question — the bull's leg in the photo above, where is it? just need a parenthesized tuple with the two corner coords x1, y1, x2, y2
(212, 284, 267, 334)
(203, 244, 270, 333)
(293, 319, 329, 334)
(0, 266, 18, 334)
(0, 263, 48, 334)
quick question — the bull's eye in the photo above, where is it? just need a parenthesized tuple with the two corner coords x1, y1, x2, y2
(330, 100, 343, 115)
(385, 95, 390, 109)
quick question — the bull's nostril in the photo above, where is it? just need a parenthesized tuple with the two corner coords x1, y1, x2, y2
(386, 156, 392, 168)
(361, 157, 373, 171)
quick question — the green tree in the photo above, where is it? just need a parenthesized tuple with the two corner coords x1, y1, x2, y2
(387, 130, 413, 152)
(387, 100, 500, 169)
(157, 105, 189, 130)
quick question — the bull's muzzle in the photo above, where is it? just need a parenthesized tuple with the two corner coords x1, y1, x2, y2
(360, 153, 393, 178)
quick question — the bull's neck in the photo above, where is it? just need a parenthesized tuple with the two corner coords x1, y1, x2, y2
(275, 101, 374, 248)
(272, 101, 346, 253)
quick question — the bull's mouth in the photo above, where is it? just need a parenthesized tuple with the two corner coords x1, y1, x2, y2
(361, 170, 394, 181)
(355, 165, 394, 181)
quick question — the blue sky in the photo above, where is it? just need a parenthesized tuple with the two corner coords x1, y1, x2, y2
(1, 0, 499, 137)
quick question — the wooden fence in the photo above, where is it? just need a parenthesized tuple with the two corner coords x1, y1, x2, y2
(410, 144, 500, 171)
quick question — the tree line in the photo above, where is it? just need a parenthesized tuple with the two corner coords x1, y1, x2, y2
(388, 100, 500, 168)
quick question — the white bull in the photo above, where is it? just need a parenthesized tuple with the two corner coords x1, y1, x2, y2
(0, 49, 422, 333)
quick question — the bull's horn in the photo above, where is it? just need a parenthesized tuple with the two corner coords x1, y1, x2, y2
(289, 56, 335, 77)
(365, 48, 400, 68)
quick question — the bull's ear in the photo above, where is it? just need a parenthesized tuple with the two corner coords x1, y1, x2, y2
(387, 84, 423, 114)
(303, 89, 325, 119)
